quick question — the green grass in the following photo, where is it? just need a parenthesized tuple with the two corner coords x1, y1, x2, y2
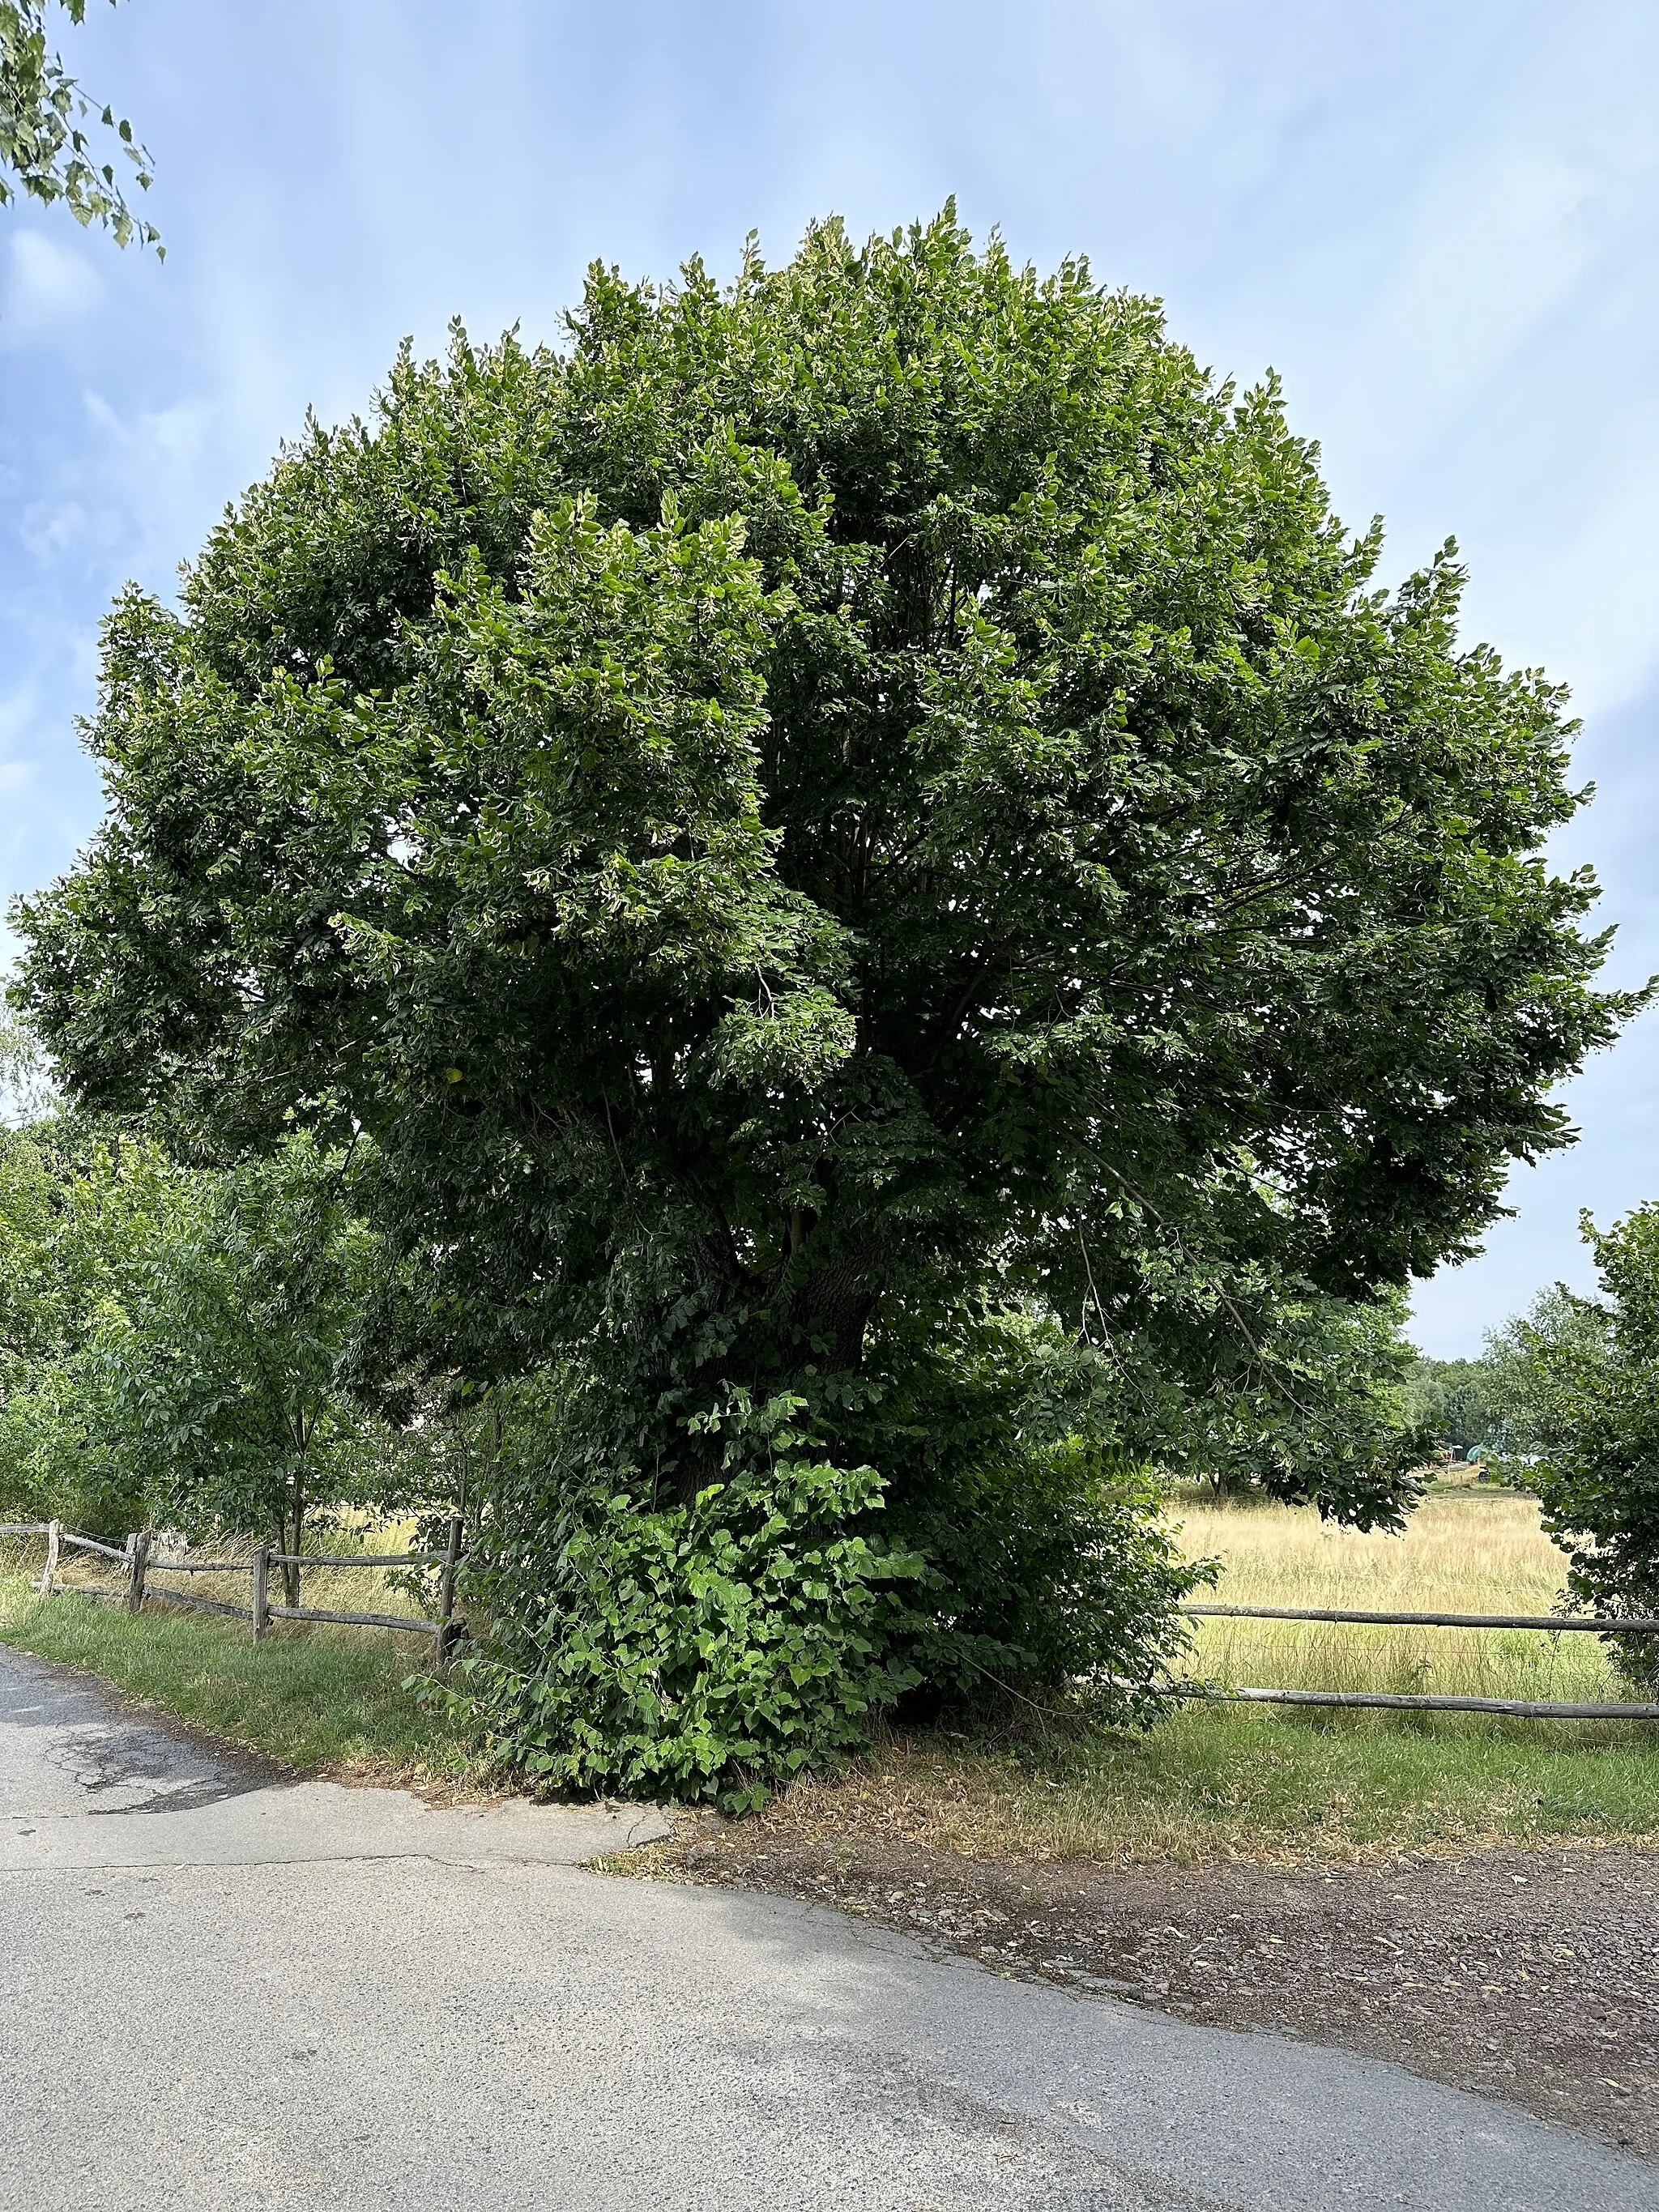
(5, 1485, 1658, 1864)
(790, 1701, 1659, 1867)
(0, 1574, 472, 1787)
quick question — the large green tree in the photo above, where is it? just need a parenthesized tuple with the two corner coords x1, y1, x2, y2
(17, 212, 1631, 1451)
(10, 214, 1638, 1784)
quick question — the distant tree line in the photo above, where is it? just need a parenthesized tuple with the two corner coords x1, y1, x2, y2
(1405, 1285, 1601, 1462)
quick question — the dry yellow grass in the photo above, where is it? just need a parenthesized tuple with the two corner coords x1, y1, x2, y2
(1168, 1481, 1627, 1706)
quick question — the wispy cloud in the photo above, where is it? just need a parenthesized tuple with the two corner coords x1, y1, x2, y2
(1, 232, 102, 347)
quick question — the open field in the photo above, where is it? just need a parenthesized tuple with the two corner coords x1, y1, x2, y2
(1175, 1477, 1635, 1710)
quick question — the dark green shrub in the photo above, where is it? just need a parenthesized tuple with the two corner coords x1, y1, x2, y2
(855, 1307, 1213, 1716)
(450, 1392, 920, 1810)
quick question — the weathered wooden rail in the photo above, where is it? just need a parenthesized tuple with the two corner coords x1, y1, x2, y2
(4, 1515, 466, 1666)
(1183, 1601, 1659, 1633)
(1178, 1599, 1659, 1719)
(8, 1524, 1657, 1716)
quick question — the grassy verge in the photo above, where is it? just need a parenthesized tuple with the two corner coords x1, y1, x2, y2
(715, 1700, 1659, 1869)
(6, 1485, 1657, 1861)
(0, 1572, 472, 1789)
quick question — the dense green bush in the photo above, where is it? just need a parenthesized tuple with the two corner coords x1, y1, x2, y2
(449, 1389, 919, 1809)
(847, 1306, 1213, 1714)
(446, 1315, 1213, 1806)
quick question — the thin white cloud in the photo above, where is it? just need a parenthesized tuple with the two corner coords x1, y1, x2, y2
(0, 233, 101, 347)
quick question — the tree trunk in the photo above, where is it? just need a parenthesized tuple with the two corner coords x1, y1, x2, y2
(283, 1477, 305, 1608)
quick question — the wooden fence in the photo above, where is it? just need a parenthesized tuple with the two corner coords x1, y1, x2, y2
(1, 1516, 466, 1669)
(1175, 1600, 1659, 1719)
(6, 1524, 1658, 1715)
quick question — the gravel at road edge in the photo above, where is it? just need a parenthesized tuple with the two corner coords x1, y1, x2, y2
(637, 1825, 1659, 2158)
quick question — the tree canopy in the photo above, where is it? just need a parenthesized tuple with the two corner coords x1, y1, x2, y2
(10, 211, 1638, 1794)
(16, 216, 1630, 1421)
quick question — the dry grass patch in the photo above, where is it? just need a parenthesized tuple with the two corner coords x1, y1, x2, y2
(1171, 1481, 1631, 1707)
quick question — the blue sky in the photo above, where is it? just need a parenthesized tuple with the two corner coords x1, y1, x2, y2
(2, 0, 1657, 1355)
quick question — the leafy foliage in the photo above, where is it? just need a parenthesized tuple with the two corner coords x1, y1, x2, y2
(1500, 1209, 1659, 1687)
(454, 1390, 918, 1809)
(0, 2, 159, 248)
(0, 1121, 185, 1533)
(1407, 1285, 1606, 1462)
(1406, 1355, 1499, 1456)
(1115, 1284, 1435, 1529)
(17, 215, 1631, 1432)
(0, 1127, 415, 1575)
(834, 1304, 1213, 1707)
(0, 1017, 58, 1127)
(101, 1136, 385, 1594)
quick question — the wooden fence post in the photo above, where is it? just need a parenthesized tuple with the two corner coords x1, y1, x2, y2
(251, 1546, 270, 1643)
(435, 1513, 463, 1670)
(36, 1519, 60, 1596)
(127, 1529, 149, 1614)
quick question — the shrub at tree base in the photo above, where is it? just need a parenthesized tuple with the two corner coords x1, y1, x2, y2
(14, 211, 1636, 1801)
(455, 1443, 910, 1813)
(446, 1331, 1212, 1809)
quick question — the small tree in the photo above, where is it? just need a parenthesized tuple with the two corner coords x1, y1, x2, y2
(109, 1136, 380, 1599)
(0, 1126, 390, 1579)
(0, 1121, 184, 1533)
(1508, 1209, 1659, 1687)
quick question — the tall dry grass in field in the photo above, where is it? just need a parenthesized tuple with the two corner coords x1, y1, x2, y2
(1168, 1480, 1630, 1704)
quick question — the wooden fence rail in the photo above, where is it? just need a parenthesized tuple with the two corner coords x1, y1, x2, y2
(11, 1524, 1659, 1718)
(1178, 1596, 1659, 1719)
(1177, 1684, 1659, 1720)
(1181, 1602, 1659, 1633)
(10, 1515, 466, 1666)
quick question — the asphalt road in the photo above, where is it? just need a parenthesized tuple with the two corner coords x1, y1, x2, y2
(1, 1643, 1653, 2212)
